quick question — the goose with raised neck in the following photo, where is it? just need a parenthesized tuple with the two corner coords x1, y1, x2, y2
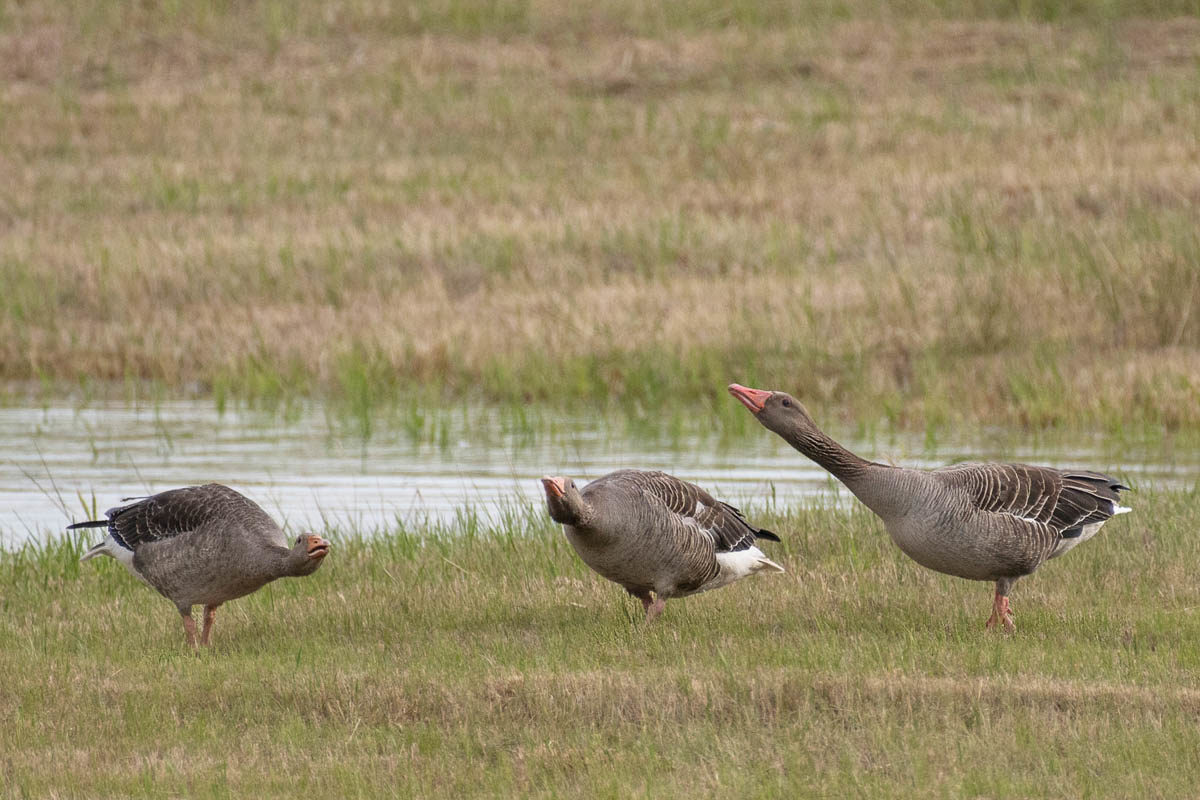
(729, 383, 1130, 631)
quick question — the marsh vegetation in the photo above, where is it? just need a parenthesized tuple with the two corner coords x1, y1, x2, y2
(1, 0, 1197, 432)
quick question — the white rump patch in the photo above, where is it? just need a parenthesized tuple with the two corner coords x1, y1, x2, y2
(108, 537, 137, 573)
(707, 546, 785, 591)
(81, 534, 145, 582)
(1112, 504, 1132, 515)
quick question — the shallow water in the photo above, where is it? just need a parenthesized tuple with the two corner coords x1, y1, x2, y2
(2, 401, 1195, 547)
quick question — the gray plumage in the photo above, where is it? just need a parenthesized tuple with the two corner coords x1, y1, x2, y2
(540, 470, 783, 621)
(72, 484, 330, 647)
(729, 384, 1130, 631)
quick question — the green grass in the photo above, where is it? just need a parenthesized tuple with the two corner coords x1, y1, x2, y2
(3, 489, 1198, 797)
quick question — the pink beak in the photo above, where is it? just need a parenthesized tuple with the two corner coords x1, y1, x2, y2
(728, 383, 772, 413)
(306, 536, 331, 559)
(541, 476, 566, 499)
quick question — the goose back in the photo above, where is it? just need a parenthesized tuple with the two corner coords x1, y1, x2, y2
(934, 464, 1128, 532)
(103, 484, 282, 551)
(933, 463, 1129, 560)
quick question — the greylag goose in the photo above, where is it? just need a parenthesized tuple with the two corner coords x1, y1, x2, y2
(540, 469, 783, 621)
(728, 384, 1130, 631)
(71, 484, 330, 647)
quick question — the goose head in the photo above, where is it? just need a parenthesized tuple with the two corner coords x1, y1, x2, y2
(728, 383, 817, 438)
(290, 533, 331, 575)
(540, 476, 588, 526)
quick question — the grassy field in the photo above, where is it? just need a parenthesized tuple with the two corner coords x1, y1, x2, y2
(1, 1, 1198, 431)
(3, 3, 1197, 796)
(2, 489, 1198, 797)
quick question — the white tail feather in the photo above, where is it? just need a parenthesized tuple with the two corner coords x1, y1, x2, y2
(711, 546, 786, 586)
(755, 557, 785, 573)
(79, 542, 109, 562)
(80, 534, 140, 578)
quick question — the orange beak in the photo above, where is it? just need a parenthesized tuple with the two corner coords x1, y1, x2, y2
(306, 535, 331, 559)
(728, 383, 772, 413)
(541, 476, 566, 499)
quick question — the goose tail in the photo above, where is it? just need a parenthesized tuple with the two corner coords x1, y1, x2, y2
(67, 519, 108, 530)
(714, 547, 786, 581)
(754, 556, 785, 574)
(79, 541, 110, 562)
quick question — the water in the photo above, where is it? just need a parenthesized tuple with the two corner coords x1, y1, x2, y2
(2, 401, 1196, 547)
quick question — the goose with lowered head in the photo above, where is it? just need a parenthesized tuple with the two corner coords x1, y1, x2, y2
(73, 483, 330, 647)
(541, 469, 784, 621)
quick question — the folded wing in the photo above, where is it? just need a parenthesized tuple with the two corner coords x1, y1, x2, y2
(933, 463, 1129, 537)
(626, 470, 779, 552)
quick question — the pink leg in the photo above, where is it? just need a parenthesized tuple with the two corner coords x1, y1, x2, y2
(181, 611, 199, 648)
(985, 591, 1016, 632)
(631, 591, 665, 623)
(200, 605, 219, 646)
(639, 595, 654, 615)
(645, 595, 667, 623)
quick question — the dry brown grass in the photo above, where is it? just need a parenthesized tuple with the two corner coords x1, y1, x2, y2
(0, 4, 1197, 429)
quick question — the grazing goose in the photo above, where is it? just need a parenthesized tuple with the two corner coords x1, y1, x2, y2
(728, 384, 1130, 631)
(540, 469, 783, 621)
(71, 484, 330, 647)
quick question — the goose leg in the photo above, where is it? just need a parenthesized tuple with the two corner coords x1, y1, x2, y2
(644, 595, 667, 623)
(638, 595, 653, 615)
(632, 590, 666, 623)
(180, 610, 199, 648)
(985, 579, 1016, 632)
(200, 604, 220, 646)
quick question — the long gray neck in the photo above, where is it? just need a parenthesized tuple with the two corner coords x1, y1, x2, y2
(780, 422, 903, 517)
(782, 422, 873, 484)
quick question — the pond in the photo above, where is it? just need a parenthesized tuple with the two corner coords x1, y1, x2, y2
(2, 401, 1195, 547)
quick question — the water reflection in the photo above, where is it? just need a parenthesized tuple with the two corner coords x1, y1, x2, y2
(2, 402, 1195, 546)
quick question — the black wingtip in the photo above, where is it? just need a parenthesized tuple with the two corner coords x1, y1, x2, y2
(66, 519, 108, 530)
(755, 529, 781, 542)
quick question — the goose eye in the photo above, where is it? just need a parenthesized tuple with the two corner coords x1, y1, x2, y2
(781, 398, 792, 408)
